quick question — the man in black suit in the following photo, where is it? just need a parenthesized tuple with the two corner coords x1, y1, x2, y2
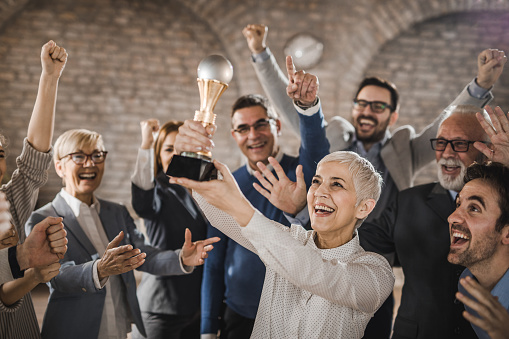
(358, 104, 493, 339)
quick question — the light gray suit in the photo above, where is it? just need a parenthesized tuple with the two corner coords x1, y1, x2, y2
(251, 51, 493, 191)
(25, 193, 188, 339)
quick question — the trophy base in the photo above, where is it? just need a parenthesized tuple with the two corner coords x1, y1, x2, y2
(165, 154, 217, 181)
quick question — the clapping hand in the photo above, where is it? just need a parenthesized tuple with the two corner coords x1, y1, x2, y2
(0, 193, 17, 249)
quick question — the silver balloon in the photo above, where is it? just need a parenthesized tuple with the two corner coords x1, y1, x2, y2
(197, 55, 233, 84)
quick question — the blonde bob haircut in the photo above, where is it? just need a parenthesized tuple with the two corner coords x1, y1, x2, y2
(53, 129, 106, 163)
(317, 151, 382, 228)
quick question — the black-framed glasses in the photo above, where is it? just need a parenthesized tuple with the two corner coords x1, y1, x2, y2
(430, 139, 486, 152)
(62, 151, 108, 164)
(233, 118, 274, 135)
(353, 99, 393, 113)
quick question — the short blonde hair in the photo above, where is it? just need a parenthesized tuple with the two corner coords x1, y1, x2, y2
(53, 129, 105, 163)
(317, 151, 382, 227)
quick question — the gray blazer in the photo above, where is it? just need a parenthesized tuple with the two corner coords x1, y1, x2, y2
(252, 52, 493, 191)
(25, 193, 188, 339)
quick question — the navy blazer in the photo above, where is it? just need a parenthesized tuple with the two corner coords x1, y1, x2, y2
(132, 172, 208, 315)
(25, 193, 188, 339)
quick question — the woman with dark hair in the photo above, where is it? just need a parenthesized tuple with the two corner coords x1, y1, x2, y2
(131, 119, 208, 339)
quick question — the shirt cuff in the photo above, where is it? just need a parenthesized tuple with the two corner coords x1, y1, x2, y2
(251, 47, 271, 63)
(8, 246, 24, 279)
(131, 148, 155, 190)
(93, 259, 108, 289)
(178, 249, 194, 274)
(294, 97, 320, 116)
(284, 206, 309, 226)
(468, 78, 491, 99)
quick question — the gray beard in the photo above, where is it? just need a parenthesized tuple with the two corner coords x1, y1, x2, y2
(436, 158, 466, 192)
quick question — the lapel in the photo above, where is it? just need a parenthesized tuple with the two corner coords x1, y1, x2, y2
(52, 193, 97, 256)
(425, 183, 455, 223)
(96, 199, 124, 243)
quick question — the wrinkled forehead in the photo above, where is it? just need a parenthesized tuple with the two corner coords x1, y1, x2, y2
(437, 114, 486, 140)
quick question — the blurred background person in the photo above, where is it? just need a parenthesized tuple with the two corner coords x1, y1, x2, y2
(131, 119, 208, 339)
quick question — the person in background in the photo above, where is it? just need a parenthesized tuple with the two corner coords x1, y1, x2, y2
(131, 119, 208, 339)
(0, 40, 68, 339)
(25, 128, 220, 339)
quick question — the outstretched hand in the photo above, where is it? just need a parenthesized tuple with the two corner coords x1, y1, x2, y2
(97, 231, 146, 281)
(475, 106, 509, 167)
(253, 157, 307, 215)
(476, 49, 506, 89)
(170, 160, 255, 226)
(181, 228, 220, 266)
(41, 40, 67, 79)
(286, 56, 319, 107)
(242, 24, 268, 54)
(456, 276, 509, 339)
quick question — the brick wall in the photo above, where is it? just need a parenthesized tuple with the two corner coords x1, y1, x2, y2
(0, 0, 507, 212)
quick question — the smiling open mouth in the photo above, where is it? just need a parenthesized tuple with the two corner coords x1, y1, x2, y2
(314, 204, 335, 216)
(451, 231, 470, 246)
(79, 173, 97, 179)
(247, 142, 266, 150)
(442, 165, 460, 173)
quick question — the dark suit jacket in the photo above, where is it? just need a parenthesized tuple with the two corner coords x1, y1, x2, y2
(25, 193, 188, 339)
(132, 172, 208, 315)
(358, 183, 477, 339)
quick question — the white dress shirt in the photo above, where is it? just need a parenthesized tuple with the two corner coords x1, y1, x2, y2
(195, 194, 395, 339)
(60, 189, 131, 339)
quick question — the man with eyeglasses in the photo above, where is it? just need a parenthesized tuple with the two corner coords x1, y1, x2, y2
(175, 58, 329, 339)
(25, 129, 221, 339)
(357, 104, 497, 338)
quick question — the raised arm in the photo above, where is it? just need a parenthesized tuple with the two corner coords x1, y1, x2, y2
(243, 24, 300, 134)
(474, 105, 509, 167)
(27, 40, 67, 152)
(131, 119, 160, 217)
(410, 48, 506, 175)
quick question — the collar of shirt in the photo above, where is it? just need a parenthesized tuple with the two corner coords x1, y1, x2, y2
(245, 148, 284, 176)
(59, 188, 101, 217)
(447, 189, 459, 202)
(351, 130, 391, 157)
(309, 230, 361, 262)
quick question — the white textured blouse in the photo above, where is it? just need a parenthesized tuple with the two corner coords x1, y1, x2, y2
(196, 194, 394, 339)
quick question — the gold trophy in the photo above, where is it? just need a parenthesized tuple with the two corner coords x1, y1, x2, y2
(166, 55, 233, 181)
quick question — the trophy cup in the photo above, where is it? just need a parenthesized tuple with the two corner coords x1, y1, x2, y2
(166, 54, 233, 181)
